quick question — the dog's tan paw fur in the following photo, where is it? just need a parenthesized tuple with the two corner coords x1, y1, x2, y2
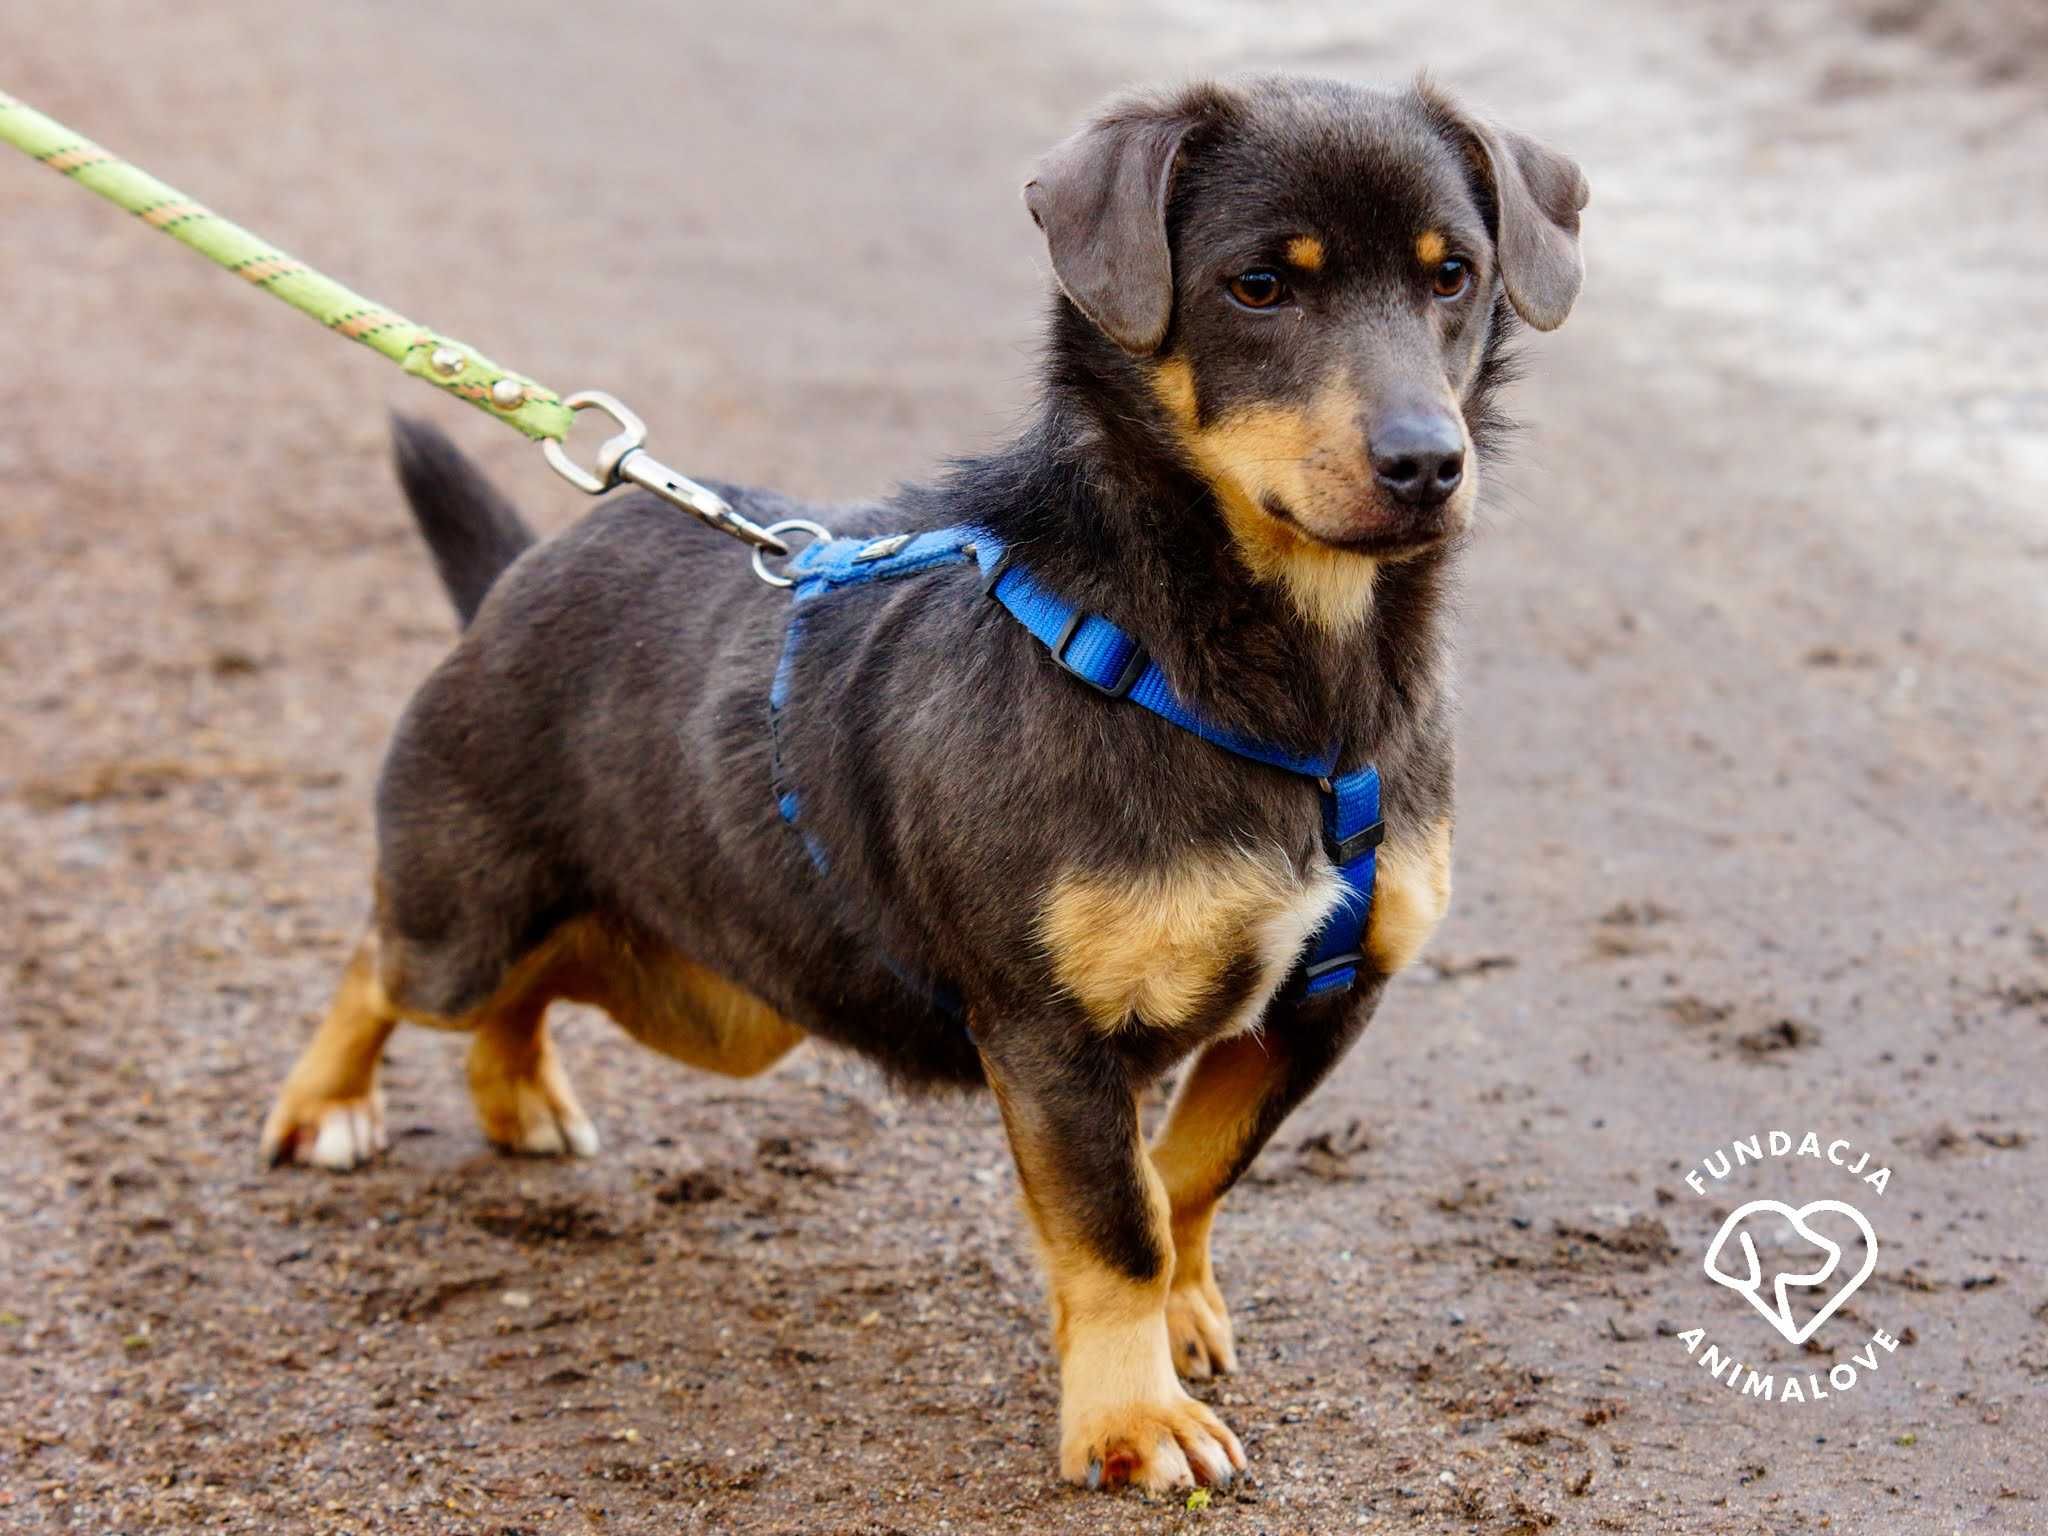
(1061, 1389, 1244, 1494)
(467, 1022, 599, 1159)
(262, 1089, 388, 1171)
(1166, 1271, 1237, 1381)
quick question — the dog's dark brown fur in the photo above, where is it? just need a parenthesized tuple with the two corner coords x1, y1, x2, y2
(263, 74, 1585, 1493)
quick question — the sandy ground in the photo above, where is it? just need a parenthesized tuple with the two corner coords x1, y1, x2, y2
(3, 1, 2045, 1531)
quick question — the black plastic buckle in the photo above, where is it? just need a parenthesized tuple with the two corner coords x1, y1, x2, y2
(1296, 953, 1362, 995)
(1324, 819, 1385, 867)
(1051, 611, 1147, 698)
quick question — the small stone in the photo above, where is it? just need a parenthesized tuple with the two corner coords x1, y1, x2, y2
(501, 1290, 533, 1309)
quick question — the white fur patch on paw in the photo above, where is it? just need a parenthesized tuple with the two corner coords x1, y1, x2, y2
(264, 1092, 387, 1171)
(562, 1114, 601, 1159)
(492, 1085, 599, 1160)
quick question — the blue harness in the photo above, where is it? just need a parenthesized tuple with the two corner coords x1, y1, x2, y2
(768, 527, 1382, 1002)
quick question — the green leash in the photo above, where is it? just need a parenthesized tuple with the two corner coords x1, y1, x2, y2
(0, 89, 790, 553)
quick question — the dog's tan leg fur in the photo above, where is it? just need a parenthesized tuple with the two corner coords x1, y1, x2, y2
(261, 936, 400, 1171)
(466, 999, 600, 1160)
(1149, 1031, 1283, 1380)
(568, 929, 806, 1078)
(263, 927, 602, 1167)
(265, 914, 804, 1170)
(987, 1066, 1245, 1494)
(1366, 815, 1454, 974)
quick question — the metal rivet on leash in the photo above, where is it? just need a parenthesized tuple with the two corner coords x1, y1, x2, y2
(429, 345, 466, 377)
(489, 378, 524, 409)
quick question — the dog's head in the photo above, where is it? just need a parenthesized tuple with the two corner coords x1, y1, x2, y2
(1026, 76, 1587, 629)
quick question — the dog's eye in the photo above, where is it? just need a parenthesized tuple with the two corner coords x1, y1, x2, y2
(1227, 270, 1289, 310)
(1430, 259, 1470, 299)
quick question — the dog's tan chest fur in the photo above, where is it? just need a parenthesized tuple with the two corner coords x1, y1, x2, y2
(1041, 850, 1340, 1032)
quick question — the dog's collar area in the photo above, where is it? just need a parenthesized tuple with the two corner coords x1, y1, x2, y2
(769, 525, 1381, 1000)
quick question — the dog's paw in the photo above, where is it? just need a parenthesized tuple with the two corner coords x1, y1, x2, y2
(467, 1030, 599, 1160)
(262, 1089, 388, 1171)
(478, 1078, 600, 1159)
(1061, 1389, 1245, 1495)
(1166, 1271, 1238, 1381)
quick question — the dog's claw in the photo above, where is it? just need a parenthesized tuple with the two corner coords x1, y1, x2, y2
(1063, 1388, 1245, 1494)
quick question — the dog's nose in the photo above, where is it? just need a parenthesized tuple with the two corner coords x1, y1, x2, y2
(1369, 413, 1465, 508)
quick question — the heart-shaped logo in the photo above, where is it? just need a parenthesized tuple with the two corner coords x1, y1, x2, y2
(1702, 1198, 1878, 1345)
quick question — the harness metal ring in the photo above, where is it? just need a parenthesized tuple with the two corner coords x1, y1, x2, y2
(751, 519, 833, 589)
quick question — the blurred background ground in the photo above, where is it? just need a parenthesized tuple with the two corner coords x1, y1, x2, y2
(2, 1, 2044, 1531)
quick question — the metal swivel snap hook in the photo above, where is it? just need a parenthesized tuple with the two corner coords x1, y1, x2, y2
(542, 390, 791, 556)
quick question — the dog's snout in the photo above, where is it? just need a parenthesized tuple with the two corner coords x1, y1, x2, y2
(1369, 413, 1465, 508)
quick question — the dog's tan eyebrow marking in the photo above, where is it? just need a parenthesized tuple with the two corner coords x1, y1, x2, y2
(1152, 355, 1200, 430)
(1285, 235, 1325, 272)
(1415, 230, 1448, 265)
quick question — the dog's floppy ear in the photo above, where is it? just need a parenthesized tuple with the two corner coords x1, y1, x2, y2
(1429, 89, 1589, 332)
(1024, 99, 1201, 355)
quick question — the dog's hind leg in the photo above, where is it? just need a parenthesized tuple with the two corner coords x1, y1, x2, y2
(261, 933, 401, 1170)
(263, 919, 601, 1169)
(464, 920, 805, 1153)
(464, 996, 600, 1160)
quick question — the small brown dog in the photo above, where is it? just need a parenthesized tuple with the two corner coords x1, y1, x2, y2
(264, 75, 1585, 1493)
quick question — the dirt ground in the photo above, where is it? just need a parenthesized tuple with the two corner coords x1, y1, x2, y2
(3, 1, 2045, 1532)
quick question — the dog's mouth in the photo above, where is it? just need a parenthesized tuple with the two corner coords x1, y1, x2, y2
(1260, 491, 1466, 558)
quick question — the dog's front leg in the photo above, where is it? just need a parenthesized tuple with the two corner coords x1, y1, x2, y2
(1151, 985, 1383, 1379)
(980, 1035, 1246, 1494)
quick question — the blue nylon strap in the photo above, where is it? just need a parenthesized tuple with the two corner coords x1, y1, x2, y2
(769, 528, 980, 840)
(765, 524, 1381, 1001)
(968, 538, 1340, 779)
(767, 609, 806, 826)
(789, 528, 980, 601)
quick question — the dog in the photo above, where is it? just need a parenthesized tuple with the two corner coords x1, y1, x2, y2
(262, 73, 1585, 1494)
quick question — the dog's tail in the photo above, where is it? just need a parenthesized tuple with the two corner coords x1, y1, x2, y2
(391, 415, 539, 628)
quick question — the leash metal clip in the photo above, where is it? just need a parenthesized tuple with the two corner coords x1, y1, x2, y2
(543, 390, 789, 556)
